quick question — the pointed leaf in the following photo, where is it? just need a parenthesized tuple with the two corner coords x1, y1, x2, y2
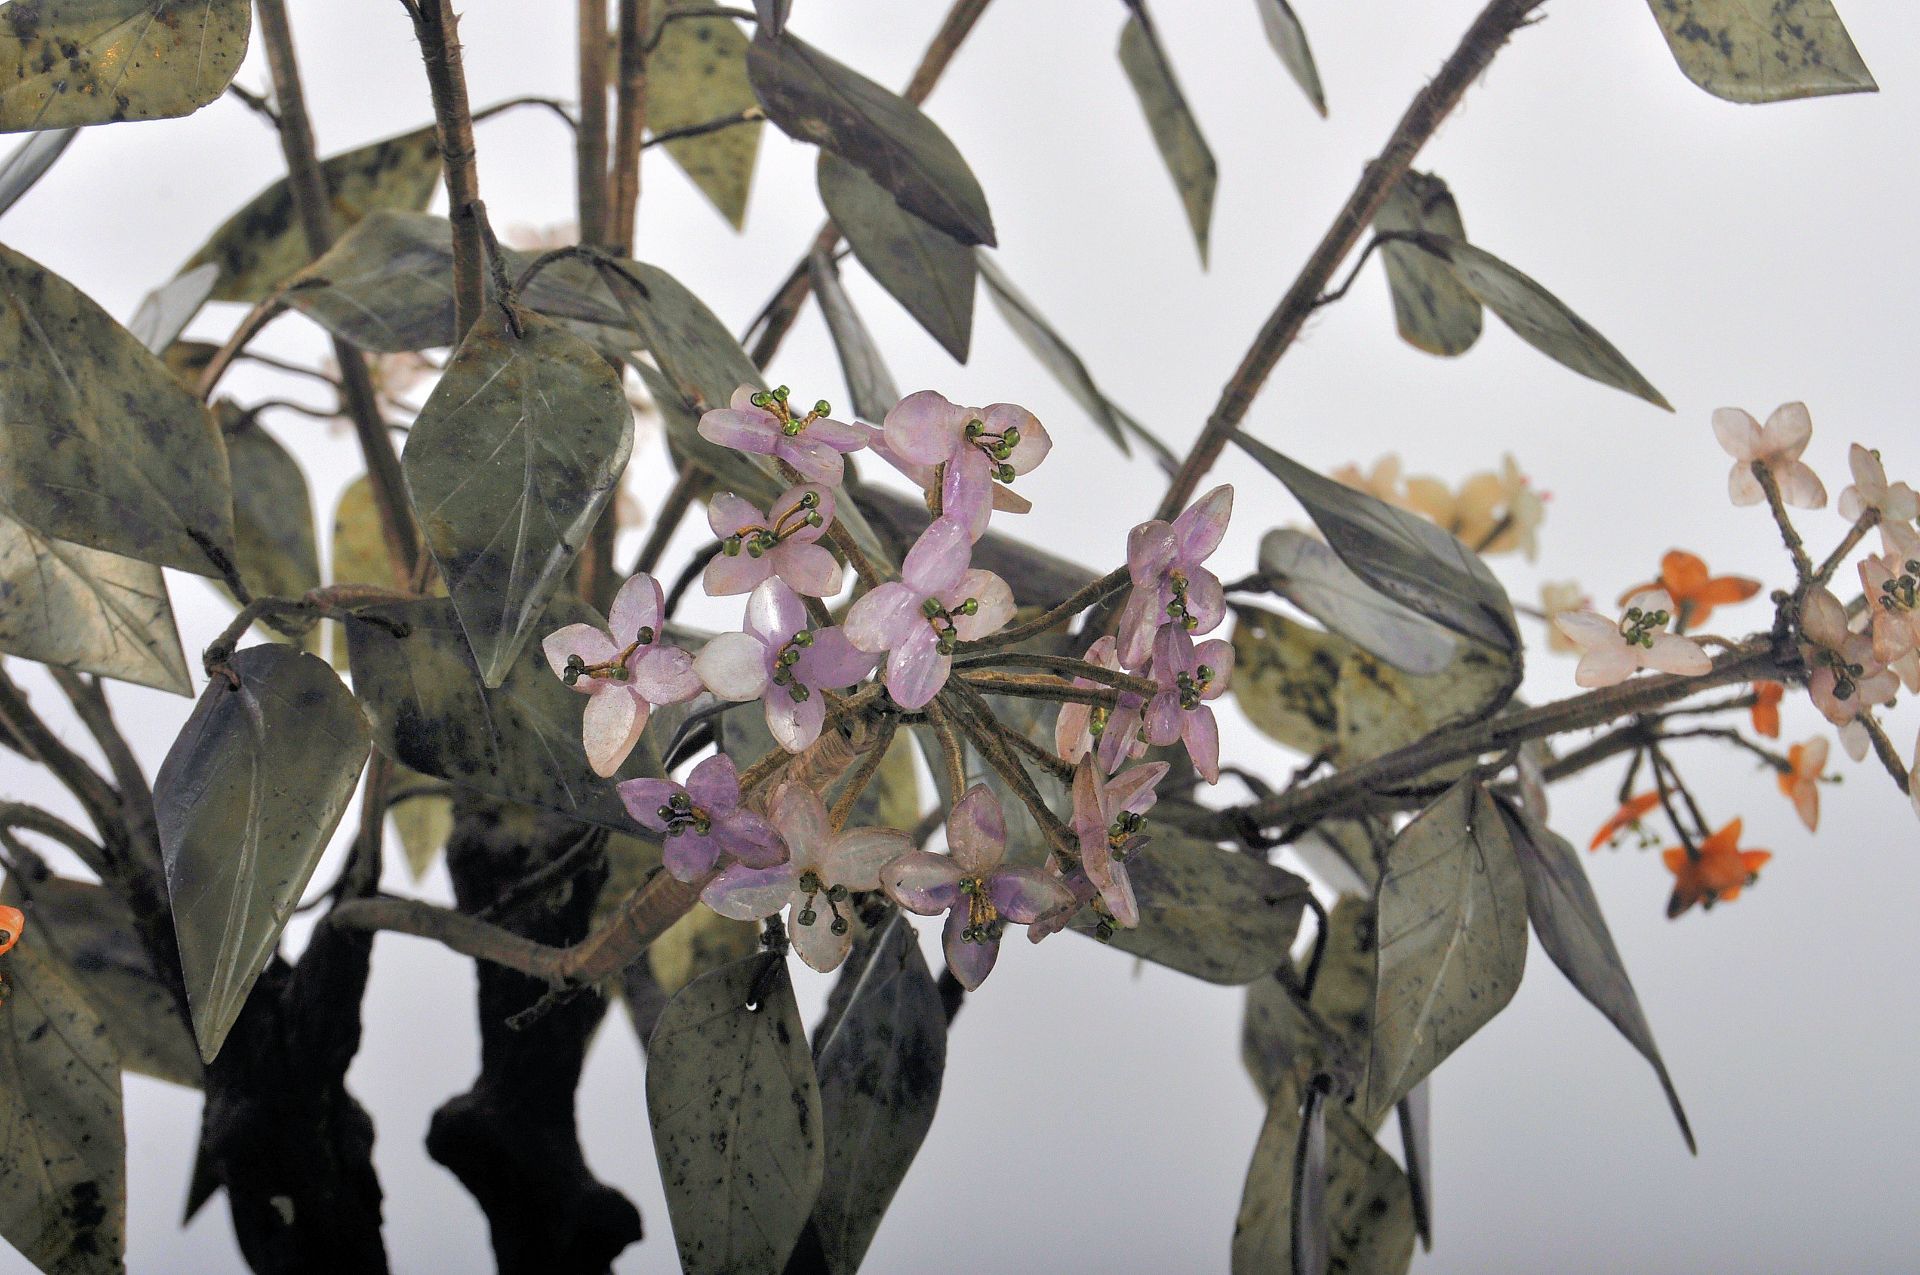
(1254, 0, 1326, 116)
(0, 241, 235, 576)
(7, 877, 199, 1088)
(0, 507, 189, 695)
(1069, 832, 1312, 984)
(183, 125, 441, 303)
(818, 151, 974, 362)
(1231, 1070, 1304, 1275)
(648, 905, 761, 997)
(155, 644, 370, 1061)
(1397, 1080, 1433, 1251)
(1365, 782, 1527, 1124)
(0, 939, 125, 1274)
(0, 127, 75, 216)
(328, 472, 442, 672)
(751, 0, 790, 36)
(1119, 10, 1216, 265)
(1421, 235, 1670, 408)
(808, 245, 901, 424)
(1646, 0, 1875, 103)
(0, 0, 249, 132)
(1373, 172, 1481, 356)
(647, 956, 824, 1274)
(1323, 1105, 1417, 1274)
(1229, 604, 1345, 758)
(650, 1, 763, 228)
(1231, 431, 1519, 652)
(1498, 800, 1695, 1151)
(388, 772, 452, 880)
(977, 253, 1137, 458)
(1293, 1085, 1329, 1275)
(346, 597, 653, 828)
(809, 915, 945, 1274)
(223, 410, 321, 606)
(404, 305, 633, 687)
(746, 29, 995, 246)
(126, 264, 217, 357)
(1334, 643, 1517, 769)
(1258, 528, 1458, 676)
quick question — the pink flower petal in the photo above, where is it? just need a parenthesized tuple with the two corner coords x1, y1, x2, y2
(826, 828, 913, 891)
(704, 549, 772, 596)
(884, 390, 964, 466)
(902, 517, 971, 596)
(543, 623, 617, 690)
(1775, 461, 1828, 510)
(1763, 401, 1813, 460)
(1106, 761, 1168, 816)
(1174, 484, 1233, 563)
(701, 863, 798, 921)
(942, 909, 999, 990)
(1192, 638, 1234, 699)
(1127, 519, 1178, 585)
(1712, 407, 1762, 461)
(698, 408, 779, 455)
(884, 625, 949, 710)
(880, 850, 964, 914)
(1116, 587, 1164, 671)
(1182, 706, 1221, 783)
(694, 630, 770, 701)
(987, 865, 1072, 925)
(765, 683, 826, 753)
(771, 541, 843, 597)
(948, 569, 1014, 641)
(663, 832, 723, 882)
(608, 574, 664, 642)
(805, 416, 869, 452)
(941, 448, 994, 542)
(1056, 700, 1092, 763)
(1643, 633, 1711, 676)
(947, 785, 1007, 874)
(745, 577, 807, 648)
(771, 783, 831, 870)
(777, 435, 846, 485)
(794, 626, 878, 690)
(1551, 610, 1617, 650)
(685, 754, 740, 811)
(1144, 692, 1183, 747)
(617, 777, 679, 830)
(1801, 588, 1852, 648)
(725, 811, 788, 868)
(583, 686, 648, 777)
(706, 492, 766, 539)
(1574, 644, 1637, 688)
(631, 645, 702, 703)
(983, 403, 1050, 474)
(845, 581, 921, 653)
(1184, 569, 1226, 635)
(789, 906, 852, 973)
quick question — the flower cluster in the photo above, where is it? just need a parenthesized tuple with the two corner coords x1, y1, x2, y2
(1333, 451, 1546, 559)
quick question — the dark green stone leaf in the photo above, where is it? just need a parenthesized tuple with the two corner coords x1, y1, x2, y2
(647, 955, 823, 1275)
(1646, 0, 1875, 103)
(808, 915, 945, 1273)
(1421, 235, 1670, 409)
(0, 0, 249, 132)
(0, 126, 75, 215)
(746, 29, 995, 246)
(1231, 431, 1518, 653)
(347, 597, 655, 828)
(1323, 1105, 1417, 1274)
(403, 305, 633, 687)
(0, 241, 235, 577)
(9, 877, 199, 1088)
(976, 253, 1137, 459)
(818, 151, 974, 362)
(1397, 1081, 1432, 1251)
(1070, 832, 1311, 984)
(1498, 800, 1695, 1152)
(808, 245, 900, 424)
(0, 939, 125, 1274)
(1254, 0, 1326, 116)
(126, 263, 217, 356)
(1373, 172, 1481, 357)
(1310, 895, 1378, 1060)
(650, 1, 763, 228)
(1119, 11, 1216, 266)
(0, 507, 189, 695)
(1258, 528, 1458, 676)
(223, 410, 321, 606)
(751, 0, 790, 36)
(183, 125, 440, 303)
(647, 905, 760, 996)
(1229, 604, 1346, 758)
(155, 644, 370, 1061)
(1364, 782, 1527, 1124)
(389, 777, 453, 881)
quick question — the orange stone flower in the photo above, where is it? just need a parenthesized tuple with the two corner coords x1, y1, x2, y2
(1777, 736, 1828, 832)
(1750, 680, 1784, 738)
(1590, 791, 1661, 852)
(1663, 819, 1772, 918)
(0, 905, 21, 956)
(1619, 550, 1760, 631)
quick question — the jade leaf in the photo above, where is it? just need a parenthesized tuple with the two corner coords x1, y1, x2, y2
(818, 151, 974, 362)
(808, 244, 901, 425)
(1374, 171, 1481, 357)
(1254, 0, 1327, 116)
(222, 410, 321, 607)
(126, 263, 217, 356)
(1645, 0, 1875, 103)
(0, 0, 250, 132)
(0, 126, 75, 216)
(1119, 9, 1216, 265)
(1257, 528, 1458, 676)
(649, 1, 763, 228)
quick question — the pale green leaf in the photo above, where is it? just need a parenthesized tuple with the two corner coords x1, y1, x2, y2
(1119, 10, 1216, 265)
(807, 245, 901, 425)
(1258, 528, 1458, 676)
(223, 410, 321, 607)
(0, 127, 76, 215)
(0, 0, 249, 132)
(1373, 171, 1481, 357)
(818, 151, 974, 362)
(1254, 0, 1327, 115)
(1646, 0, 1875, 103)
(649, 1, 763, 228)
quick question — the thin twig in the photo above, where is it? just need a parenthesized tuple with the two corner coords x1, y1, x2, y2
(632, 464, 702, 577)
(608, 0, 651, 253)
(952, 650, 1156, 697)
(645, 107, 764, 148)
(828, 717, 899, 831)
(406, 0, 487, 343)
(956, 670, 1120, 709)
(1813, 510, 1879, 590)
(958, 566, 1130, 652)
(1857, 713, 1912, 794)
(1753, 462, 1815, 585)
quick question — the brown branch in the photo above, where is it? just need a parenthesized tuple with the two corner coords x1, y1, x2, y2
(1813, 510, 1878, 590)
(828, 716, 898, 831)
(645, 106, 764, 148)
(576, 0, 611, 248)
(1857, 713, 1912, 795)
(953, 650, 1157, 697)
(1151, 0, 1550, 523)
(608, 0, 651, 254)
(957, 670, 1122, 708)
(1752, 461, 1815, 585)
(406, 0, 487, 343)
(0, 801, 109, 879)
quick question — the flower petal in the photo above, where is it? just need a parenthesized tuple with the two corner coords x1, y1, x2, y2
(942, 908, 999, 990)
(694, 630, 770, 701)
(1762, 401, 1813, 459)
(1182, 705, 1222, 783)
(880, 850, 963, 914)
(617, 777, 681, 831)
(1574, 644, 1637, 688)
(771, 783, 832, 869)
(719, 810, 788, 868)
(942, 448, 994, 542)
(986, 865, 1073, 925)
(825, 828, 914, 891)
(948, 569, 1014, 641)
(1144, 692, 1183, 747)
(1712, 407, 1763, 461)
(698, 408, 778, 455)
(1642, 633, 1711, 676)
(983, 403, 1050, 474)
(794, 626, 878, 691)
(766, 683, 826, 753)
(583, 686, 647, 777)
(685, 753, 740, 811)
(1728, 462, 1765, 507)
(845, 582, 921, 653)
(884, 389, 964, 466)
(772, 484, 834, 542)
(1775, 461, 1828, 510)
(777, 435, 846, 485)
(883, 625, 948, 710)
(543, 623, 617, 689)
(704, 549, 773, 597)
(1801, 587, 1852, 649)
(1127, 519, 1178, 585)
(789, 906, 853, 973)
(947, 784, 1007, 874)
(664, 832, 723, 881)
(745, 577, 808, 648)
(632, 645, 702, 704)
(805, 416, 869, 452)
(902, 517, 972, 595)
(707, 491, 767, 539)
(1174, 484, 1233, 564)
(771, 541, 844, 597)
(606, 574, 664, 644)
(701, 863, 798, 921)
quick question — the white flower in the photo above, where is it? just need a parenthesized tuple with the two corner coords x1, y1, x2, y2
(1550, 589, 1712, 688)
(1713, 402, 1826, 510)
(1838, 443, 1918, 523)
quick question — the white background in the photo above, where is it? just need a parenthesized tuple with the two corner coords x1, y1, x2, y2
(3, 1, 1919, 1271)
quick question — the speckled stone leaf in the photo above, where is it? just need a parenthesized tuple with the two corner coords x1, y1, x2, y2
(808, 916, 944, 1274)
(0, 507, 189, 694)
(1498, 801, 1694, 1151)
(1364, 782, 1527, 1125)
(346, 597, 652, 829)
(155, 644, 370, 1061)
(1324, 1105, 1416, 1274)
(647, 956, 823, 1275)
(1334, 642, 1516, 769)
(1373, 171, 1480, 357)
(1231, 1073, 1323, 1275)
(125, 263, 215, 356)
(223, 410, 320, 608)
(807, 246, 900, 424)
(976, 253, 1137, 458)
(818, 151, 974, 362)
(649, 1, 763, 228)
(0, 241, 234, 577)
(1119, 12, 1216, 266)
(183, 125, 440, 303)
(648, 905, 761, 997)
(0, 0, 249, 132)
(1423, 235, 1670, 409)
(1230, 604, 1346, 757)
(286, 211, 636, 354)
(328, 472, 442, 672)
(404, 305, 633, 688)
(0, 938, 125, 1274)
(389, 779, 453, 881)
(1646, 0, 1875, 103)
(1397, 1080, 1432, 1250)
(1309, 895, 1378, 1064)
(1254, 0, 1326, 115)
(1258, 528, 1457, 676)
(0, 126, 75, 214)
(746, 29, 994, 246)
(1241, 971, 1362, 1105)
(1070, 832, 1311, 983)
(1231, 432, 1518, 654)
(5, 877, 199, 1088)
